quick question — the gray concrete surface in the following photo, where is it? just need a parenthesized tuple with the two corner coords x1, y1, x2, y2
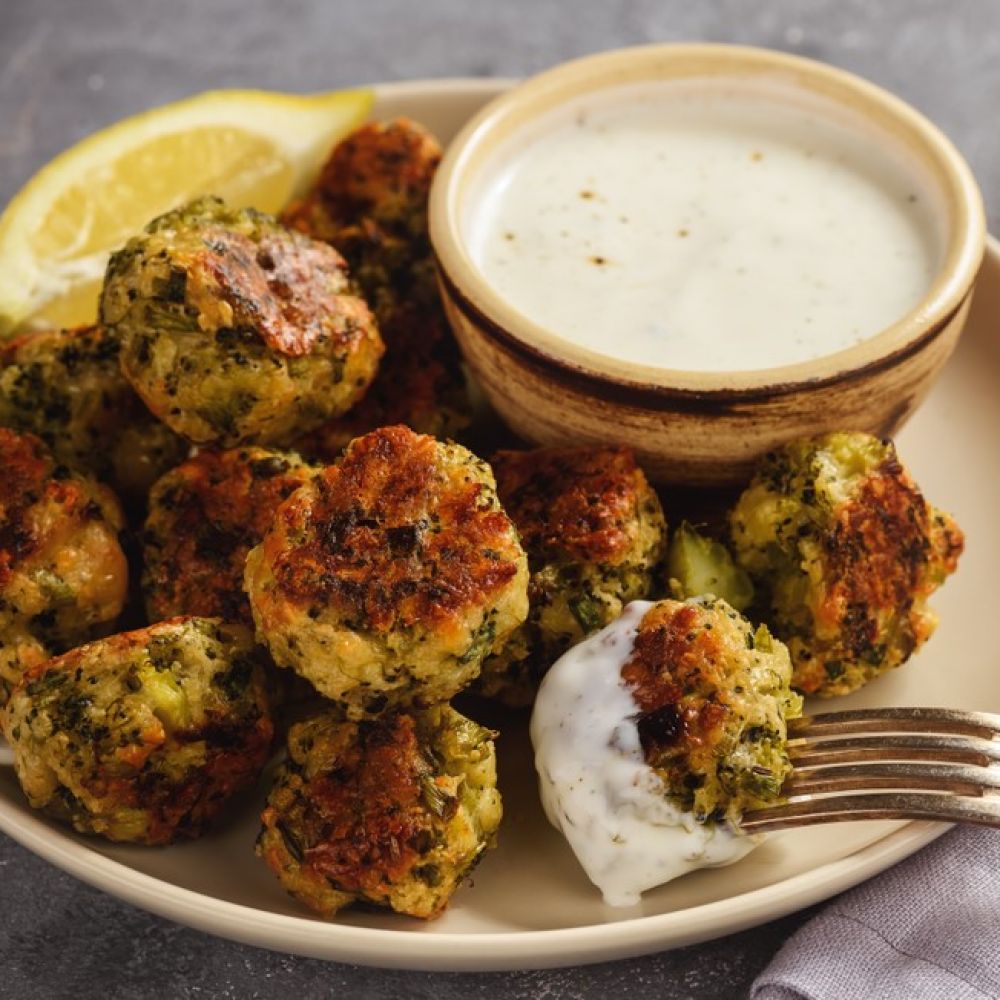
(1, 1, 997, 997)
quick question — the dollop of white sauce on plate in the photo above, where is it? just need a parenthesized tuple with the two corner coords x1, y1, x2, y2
(467, 78, 944, 372)
(529, 600, 759, 907)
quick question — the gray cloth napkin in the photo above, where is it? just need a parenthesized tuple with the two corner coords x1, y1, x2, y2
(750, 826, 1000, 1000)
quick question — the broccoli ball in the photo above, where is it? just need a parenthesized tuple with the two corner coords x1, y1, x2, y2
(283, 119, 471, 458)
(258, 704, 501, 919)
(0, 428, 127, 702)
(0, 324, 188, 503)
(100, 196, 383, 447)
(532, 598, 800, 902)
(143, 447, 314, 626)
(623, 598, 801, 823)
(729, 432, 964, 696)
(3, 617, 275, 844)
(282, 118, 442, 238)
(245, 425, 529, 717)
(477, 446, 667, 706)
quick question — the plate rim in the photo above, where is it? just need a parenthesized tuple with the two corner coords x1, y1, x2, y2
(0, 793, 947, 970)
(2, 78, 995, 973)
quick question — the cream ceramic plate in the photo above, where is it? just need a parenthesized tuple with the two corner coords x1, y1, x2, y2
(0, 79, 997, 972)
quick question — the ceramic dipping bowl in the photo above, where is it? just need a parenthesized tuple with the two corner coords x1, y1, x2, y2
(429, 43, 985, 485)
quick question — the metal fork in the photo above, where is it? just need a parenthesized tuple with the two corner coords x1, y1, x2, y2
(740, 707, 1000, 832)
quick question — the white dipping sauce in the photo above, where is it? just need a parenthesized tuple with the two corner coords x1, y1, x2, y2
(530, 600, 758, 907)
(467, 79, 943, 371)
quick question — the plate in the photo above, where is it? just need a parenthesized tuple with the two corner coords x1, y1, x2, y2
(1, 78, 998, 972)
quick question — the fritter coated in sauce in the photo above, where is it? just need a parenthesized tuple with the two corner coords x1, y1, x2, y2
(623, 598, 801, 823)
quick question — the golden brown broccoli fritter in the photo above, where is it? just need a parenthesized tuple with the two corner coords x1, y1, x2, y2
(283, 119, 470, 455)
(143, 447, 314, 626)
(730, 432, 964, 696)
(319, 117, 441, 221)
(622, 598, 801, 824)
(245, 425, 529, 717)
(478, 446, 667, 706)
(3, 617, 274, 844)
(100, 197, 383, 447)
(0, 428, 127, 702)
(257, 705, 501, 919)
(283, 118, 442, 238)
(0, 325, 187, 502)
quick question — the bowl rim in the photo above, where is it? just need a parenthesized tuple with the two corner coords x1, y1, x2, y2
(429, 42, 986, 396)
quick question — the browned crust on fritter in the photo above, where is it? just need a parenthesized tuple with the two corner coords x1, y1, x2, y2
(825, 456, 941, 647)
(187, 225, 360, 358)
(796, 454, 965, 693)
(266, 425, 520, 635)
(144, 449, 313, 624)
(491, 446, 647, 565)
(621, 602, 730, 781)
(311, 118, 441, 221)
(281, 119, 441, 264)
(259, 713, 442, 901)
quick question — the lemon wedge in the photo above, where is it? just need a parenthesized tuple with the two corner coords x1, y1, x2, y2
(0, 87, 374, 336)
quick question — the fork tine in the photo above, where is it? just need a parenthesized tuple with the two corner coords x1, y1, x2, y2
(788, 707, 1000, 740)
(789, 733, 1000, 768)
(739, 707, 1000, 832)
(783, 761, 1000, 797)
(741, 791, 1000, 832)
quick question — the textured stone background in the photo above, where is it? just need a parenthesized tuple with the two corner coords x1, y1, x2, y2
(0, 1, 996, 997)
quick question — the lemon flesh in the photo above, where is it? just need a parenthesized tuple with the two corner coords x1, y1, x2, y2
(0, 88, 374, 336)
